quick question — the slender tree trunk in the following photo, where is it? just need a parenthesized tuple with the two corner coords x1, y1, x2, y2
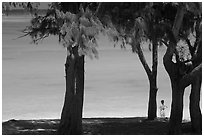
(190, 76, 202, 134)
(58, 47, 84, 135)
(134, 38, 158, 120)
(168, 80, 184, 134)
(147, 79, 158, 120)
(148, 38, 158, 120)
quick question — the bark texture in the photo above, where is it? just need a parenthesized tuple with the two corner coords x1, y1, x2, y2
(134, 35, 158, 120)
(58, 47, 84, 135)
(163, 4, 202, 134)
(147, 80, 158, 120)
(164, 53, 202, 134)
(190, 75, 202, 134)
(168, 80, 184, 134)
(163, 5, 185, 134)
(147, 38, 158, 120)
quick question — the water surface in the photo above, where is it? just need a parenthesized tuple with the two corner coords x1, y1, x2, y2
(2, 16, 197, 121)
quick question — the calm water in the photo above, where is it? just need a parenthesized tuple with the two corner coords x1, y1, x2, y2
(2, 16, 199, 121)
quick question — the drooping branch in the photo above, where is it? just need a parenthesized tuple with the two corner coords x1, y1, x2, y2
(179, 63, 202, 89)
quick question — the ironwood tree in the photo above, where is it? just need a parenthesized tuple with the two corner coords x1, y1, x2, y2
(8, 2, 202, 135)
(97, 2, 202, 134)
(96, 2, 160, 120)
(16, 2, 103, 134)
(161, 3, 202, 134)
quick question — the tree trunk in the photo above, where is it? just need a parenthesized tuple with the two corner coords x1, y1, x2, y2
(162, 4, 186, 134)
(164, 59, 202, 134)
(135, 39, 158, 120)
(190, 76, 202, 134)
(147, 79, 158, 120)
(168, 80, 184, 134)
(163, 52, 185, 134)
(163, 41, 185, 134)
(147, 39, 158, 120)
(58, 47, 84, 135)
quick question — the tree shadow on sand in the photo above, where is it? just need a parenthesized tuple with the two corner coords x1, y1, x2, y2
(2, 117, 198, 135)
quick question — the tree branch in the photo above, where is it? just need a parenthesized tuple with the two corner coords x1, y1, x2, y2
(164, 4, 185, 59)
(160, 39, 169, 47)
(180, 63, 202, 89)
(172, 4, 185, 40)
(95, 2, 106, 19)
(163, 4, 185, 75)
(134, 39, 152, 79)
(152, 38, 158, 79)
(185, 37, 196, 56)
(163, 42, 177, 75)
(94, 2, 102, 16)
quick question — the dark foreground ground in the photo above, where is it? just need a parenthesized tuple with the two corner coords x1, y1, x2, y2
(2, 117, 197, 135)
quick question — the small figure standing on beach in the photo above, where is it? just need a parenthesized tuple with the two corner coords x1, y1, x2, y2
(159, 100, 168, 118)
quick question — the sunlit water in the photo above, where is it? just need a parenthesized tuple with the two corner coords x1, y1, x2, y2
(2, 16, 201, 122)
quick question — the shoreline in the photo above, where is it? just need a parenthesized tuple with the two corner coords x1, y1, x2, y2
(3, 116, 191, 123)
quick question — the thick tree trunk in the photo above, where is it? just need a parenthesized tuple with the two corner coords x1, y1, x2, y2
(58, 48, 84, 135)
(163, 42, 185, 134)
(163, 54, 185, 134)
(168, 80, 184, 134)
(164, 60, 202, 134)
(162, 5, 186, 134)
(190, 76, 202, 134)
